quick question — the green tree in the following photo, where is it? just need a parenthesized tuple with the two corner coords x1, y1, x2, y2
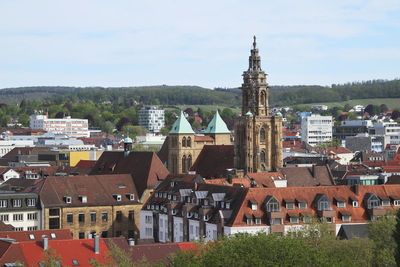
(160, 127, 169, 135)
(192, 120, 202, 131)
(40, 248, 63, 267)
(18, 114, 29, 127)
(122, 125, 148, 139)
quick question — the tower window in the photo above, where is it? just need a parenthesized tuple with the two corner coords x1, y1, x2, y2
(187, 137, 191, 147)
(182, 155, 187, 173)
(182, 137, 186, 147)
(260, 150, 266, 163)
(260, 128, 265, 142)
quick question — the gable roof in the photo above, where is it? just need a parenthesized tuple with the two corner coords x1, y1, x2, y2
(189, 145, 234, 178)
(0, 229, 72, 242)
(89, 151, 169, 197)
(338, 224, 368, 239)
(40, 174, 139, 207)
(204, 110, 231, 134)
(246, 172, 286, 188)
(169, 111, 194, 134)
(75, 160, 97, 169)
(280, 166, 334, 187)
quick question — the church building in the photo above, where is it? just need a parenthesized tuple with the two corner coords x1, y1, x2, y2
(234, 37, 283, 173)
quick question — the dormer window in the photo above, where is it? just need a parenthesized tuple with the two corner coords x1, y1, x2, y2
(79, 196, 87, 203)
(171, 209, 177, 215)
(27, 198, 36, 207)
(170, 181, 175, 187)
(65, 196, 72, 204)
(173, 195, 177, 201)
(246, 218, 253, 225)
(266, 196, 280, 212)
(226, 202, 230, 209)
(250, 199, 257, 211)
(381, 197, 390, 207)
(203, 214, 210, 221)
(255, 217, 261, 225)
(168, 194, 171, 200)
(13, 199, 21, 207)
(316, 194, 331, 211)
(194, 212, 199, 219)
(337, 201, 346, 208)
(298, 202, 307, 210)
(286, 201, 295, 210)
(146, 204, 150, 209)
(187, 212, 193, 218)
(203, 199, 209, 206)
(155, 192, 159, 198)
(114, 194, 122, 201)
(163, 193, 167, 198)
(128, 194, 135, 201)
(367, 194, 380, 209)
(394, 200, 400, 206)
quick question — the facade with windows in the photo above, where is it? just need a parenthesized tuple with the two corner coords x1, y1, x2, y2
(138, 107, 165, 133)
(301, 114, 333, 146)
(0, 191, 41, 231)
(30, 114, 89, 138)
(141, 178, 400, 242)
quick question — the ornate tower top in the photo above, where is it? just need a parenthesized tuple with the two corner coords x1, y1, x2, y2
(248, 35, 262, 72)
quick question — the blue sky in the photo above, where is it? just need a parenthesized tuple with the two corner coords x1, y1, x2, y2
(0, 0, 399, 89)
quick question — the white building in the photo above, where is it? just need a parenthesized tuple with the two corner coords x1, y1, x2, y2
(30, 114, 89, 138)
(138, 107, 165, 133)
(371, 122, 400, 145)
(301, 115, 333, 146)
(311, 105, 328, 111)
(0, 140, 35, 158)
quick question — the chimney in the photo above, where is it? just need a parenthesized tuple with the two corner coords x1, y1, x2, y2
(42, 236, 48, 250)
(128, 238, 135, 246)
(353, 184, 359, 196)
(94, 235, 100, 254)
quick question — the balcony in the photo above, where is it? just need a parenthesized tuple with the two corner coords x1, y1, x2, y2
(267, 211, 284, 219)
(270, 225, 284, 233)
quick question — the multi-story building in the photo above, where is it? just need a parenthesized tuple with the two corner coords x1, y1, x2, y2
(0, 189, 41, 231)
(40, 174, 142, 240)
(141, 178, 400, 242)
(301, 114, 333, 146)
(333, 120, 372, 141)
(234, 37, 283, 173)
(370, 122, 400, 145)
(30, 114, 89, 138)
(138, 107, 165, 133)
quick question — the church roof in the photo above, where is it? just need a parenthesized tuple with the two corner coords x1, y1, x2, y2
(169, 111, 194, 134)
(204, 110, 231, 134)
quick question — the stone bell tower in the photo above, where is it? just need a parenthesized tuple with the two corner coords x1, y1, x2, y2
(234, 36, 283, 173)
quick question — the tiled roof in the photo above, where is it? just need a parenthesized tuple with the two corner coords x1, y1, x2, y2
(89, 151, 169, 197)
(40, 174, 139, 207)
(317, 147, 353, 155)
(204, 110, 231, 134)
(189, 145, 234, 178)
(169, 111, 194, 134)
(194, 136, 214, 142)
(204, 178, 251, 187)
(157, 136, 169, 164)
(1, 147, 51, 159)
(75, 160, 96, 169)
(0, 229, 72, 242)
(280, 166, 333, 187)
(231, 184, 400, 227)
(246, 172, 286, 188)
(0, 222, 13, 232)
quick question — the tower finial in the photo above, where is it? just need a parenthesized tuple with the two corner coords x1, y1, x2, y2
(253, 35, 256, 49)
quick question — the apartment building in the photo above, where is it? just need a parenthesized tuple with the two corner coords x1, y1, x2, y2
(138, 107, 165, 133)
(141, 178, 400, 242)
(30, 114, 89, 138)
(301, 115, 333, 146)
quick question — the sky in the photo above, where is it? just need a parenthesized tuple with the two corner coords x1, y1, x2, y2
(0, 0, 399, 89)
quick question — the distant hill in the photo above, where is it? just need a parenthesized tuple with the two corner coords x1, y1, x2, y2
(1, 79, 399, 106)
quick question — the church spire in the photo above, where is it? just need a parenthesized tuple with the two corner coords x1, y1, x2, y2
(248, 35, 261, 72)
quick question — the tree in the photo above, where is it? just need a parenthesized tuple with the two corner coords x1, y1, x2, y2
(40, 248, 63, 267)
(368, 213, 398, 267)
(18, 114, 29, 127)
(380, 104, 389, 113)
(116, 117, 130, 132)
(122, 125, 148, 139)
(160, 127, 169, 135)
(192, 120, 202, 131)
(392, 110, 400, 120)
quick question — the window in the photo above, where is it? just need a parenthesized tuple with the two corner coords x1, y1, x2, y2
(226, 202, 230, 209)
(324, 217, 334, 223)
(15, 227, 23, 231)
(29, 234, 35, 240)
(270, 218, 282, 225)
(352, 200, 358, 208)
(49, 218, 60, 229)
(129, 211, 134, 221)
(394, 200, 400, 206)
(49, 209, 60, 216)
(0, 200, 7, 208)
(145, 215, 152, 224)
(286, 202, 295, 210)
(303, 216, 312, 224)
(266, 197, 280, 212)
(101, 231, 108, 238)
(13, 199, 21, 207)
(187, 137, 192, 147)
(260, 150, 265, 164)
(79, 232, 85, 239)
(182, 155, 187, 173)
(255, 218, 261, 225)
(342, 215, 351, 222)
(78, 213, 85, 223)
(260, 128, 265, 142)
(368, 197, 380, 209)
(102, 212, 108, 222)
(28, 226, 38, 231)
(382, 200, 390, 207)
(0, 214, 9, 222)
(13, 213, 23, 221)
(290, 216, 299, 224)
(28, 212, 38, 220)
(337, 201, 346, 208)
(298, 202, 307, 209)
(128, 230, 135, 239)
(116, 211, 122, 222)
(145, 228, 152, 237)
(251, 203, 257, 211)
(51, 233, 56, 239)
(182, 137, 186, 147)
(27, 198, 36, 207)
(317, 196, 330, 211)
(72, 259, 79, 266)
(90, 212, 96, 222)
(246, 218, 253, 225)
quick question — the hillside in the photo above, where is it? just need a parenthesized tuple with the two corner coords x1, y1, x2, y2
(1, 79, 400, 107)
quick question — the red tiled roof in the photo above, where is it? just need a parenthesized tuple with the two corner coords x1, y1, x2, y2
(281, 166, 333, 187)
(231, 184, 400, 227)
(204, 178, 251, 187)
(0, 229, 72, 242)
(75, 160, 96, 169)
(246, 172, 286, 188)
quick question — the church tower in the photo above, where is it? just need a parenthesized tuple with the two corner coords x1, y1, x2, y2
(234, 36, 283, 173)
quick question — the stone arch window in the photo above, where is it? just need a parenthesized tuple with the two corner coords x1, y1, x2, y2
(260, 91, 266, 107)
(260, 150, 266, 163)
(187, 154, 192, 170)
(260, 128, 265, 142)
(187, 137, 191, 147)
(182, 137, 186, 147)
(173, 155, 178, 174)
(182, 155, 187, 173)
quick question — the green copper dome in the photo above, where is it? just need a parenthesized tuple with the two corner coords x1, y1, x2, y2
(205, 110, 231, 134)
(124, 137, 133, 143)
(169, 110, 195, 134)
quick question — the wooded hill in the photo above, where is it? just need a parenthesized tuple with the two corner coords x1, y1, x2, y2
(1, 79, 399, 107)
